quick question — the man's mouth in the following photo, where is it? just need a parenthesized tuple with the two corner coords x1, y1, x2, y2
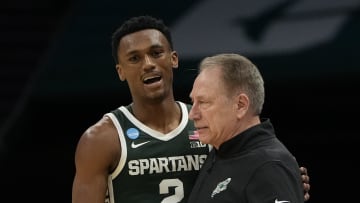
(143, 75, 162, 84)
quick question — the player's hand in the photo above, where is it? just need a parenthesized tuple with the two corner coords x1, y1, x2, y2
(300, 166, 310, 201)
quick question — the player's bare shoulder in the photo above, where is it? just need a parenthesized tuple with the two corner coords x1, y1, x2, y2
(75, 116, 121, 169)
(79, 116, 118, 145)
(84, 116, 117, 140)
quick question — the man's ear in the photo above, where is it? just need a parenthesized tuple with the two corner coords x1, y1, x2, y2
(235, 93, 249, 118)
(116, 64, 126, 81)
(171, 51, 179, 69)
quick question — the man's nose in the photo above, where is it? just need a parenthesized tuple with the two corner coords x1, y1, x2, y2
(144, 55, 155, 67)
(189, 104, 199, 120)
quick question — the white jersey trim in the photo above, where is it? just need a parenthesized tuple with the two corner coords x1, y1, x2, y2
(107, 176, 114, 203)
(118, 101, 189, 141)
(105, 113, 128, 180)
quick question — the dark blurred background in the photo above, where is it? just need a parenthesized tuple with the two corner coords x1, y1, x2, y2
(1, 0, 359, 202)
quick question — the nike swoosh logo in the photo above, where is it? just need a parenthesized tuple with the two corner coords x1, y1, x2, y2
(131, 141, 150, 148)
(275, 198, 289, 203)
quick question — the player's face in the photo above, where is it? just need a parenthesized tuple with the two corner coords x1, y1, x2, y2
(189, 66, 240, 149)
(116, 29, 178, 101)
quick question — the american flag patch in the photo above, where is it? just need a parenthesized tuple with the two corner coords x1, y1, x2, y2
(188, 130, 199, 140)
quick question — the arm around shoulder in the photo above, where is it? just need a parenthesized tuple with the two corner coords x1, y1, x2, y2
(246, 161, 304, 203)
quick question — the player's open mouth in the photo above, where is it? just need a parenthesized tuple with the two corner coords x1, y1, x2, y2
(143, 75, 162, 84)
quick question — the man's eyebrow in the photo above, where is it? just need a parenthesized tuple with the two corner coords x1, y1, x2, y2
(125, 50, 138, 56)
(150, 44, 166, 50)
(125, 44, 164, 56)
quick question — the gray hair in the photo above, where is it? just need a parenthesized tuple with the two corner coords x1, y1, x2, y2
(199, 53, 265, 115)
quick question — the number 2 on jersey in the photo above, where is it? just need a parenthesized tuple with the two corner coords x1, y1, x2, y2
(159, 179, 184, 203)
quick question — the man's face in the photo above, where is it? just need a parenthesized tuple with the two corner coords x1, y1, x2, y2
(189, 66, 240, 149)
(116, 29, 178, 102)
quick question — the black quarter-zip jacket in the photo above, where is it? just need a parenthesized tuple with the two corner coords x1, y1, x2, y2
(187, 119, 304, 203)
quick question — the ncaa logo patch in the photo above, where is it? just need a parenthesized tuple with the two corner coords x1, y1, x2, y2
(126, 128, 140, 139)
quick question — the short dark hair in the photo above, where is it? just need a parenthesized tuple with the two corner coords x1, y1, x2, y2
(111, 15, 173, 64)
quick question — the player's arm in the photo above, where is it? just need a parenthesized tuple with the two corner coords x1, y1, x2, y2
(72, 117, 120, 203)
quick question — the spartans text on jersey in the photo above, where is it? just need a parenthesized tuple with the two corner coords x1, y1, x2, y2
(128, 154, 208, 175)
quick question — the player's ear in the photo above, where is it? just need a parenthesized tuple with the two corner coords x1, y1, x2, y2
(116, 64, 126, 81)
(171, 51, 179, 69)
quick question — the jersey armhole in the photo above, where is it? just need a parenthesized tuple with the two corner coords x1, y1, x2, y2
(105, 113, 128, 179)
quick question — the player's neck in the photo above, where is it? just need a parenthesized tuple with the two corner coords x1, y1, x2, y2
(131, 99, 181, 134)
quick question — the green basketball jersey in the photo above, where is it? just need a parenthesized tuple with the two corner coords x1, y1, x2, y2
(104, 101, 210, 203)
